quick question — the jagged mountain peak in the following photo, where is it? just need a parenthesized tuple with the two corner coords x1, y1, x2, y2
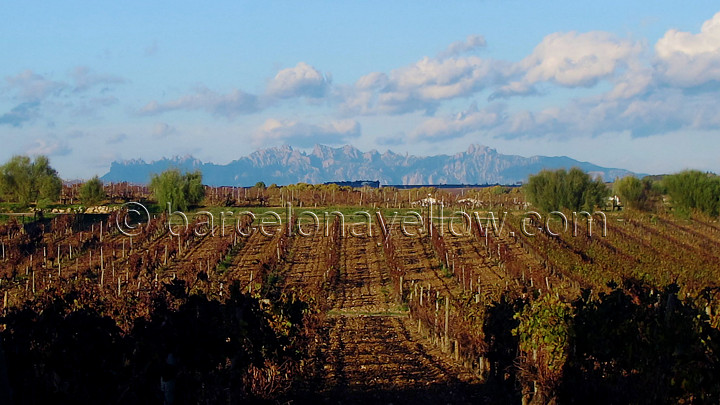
(118, 158, 147, 166)
(341, 144, 361, 158)
(102, 144, 642, 186)
(312, 144, 332, 157)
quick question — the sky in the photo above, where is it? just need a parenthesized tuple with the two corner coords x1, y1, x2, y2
(2, 1, 720, 180)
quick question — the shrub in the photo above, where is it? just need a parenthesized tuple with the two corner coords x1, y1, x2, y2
(150, 169, 205, 211)
(79, 176, 106, 206)
(524, 168, 607, 212)
(0, 155, 62, 207)
(663, 170, 720, 217)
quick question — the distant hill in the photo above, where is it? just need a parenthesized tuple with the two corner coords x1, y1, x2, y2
(101, 144, 641, 186)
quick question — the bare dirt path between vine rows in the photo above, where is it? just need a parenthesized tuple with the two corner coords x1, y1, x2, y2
(290, 227, 492, 404)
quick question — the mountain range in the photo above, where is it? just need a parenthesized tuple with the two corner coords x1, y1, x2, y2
(101, 144, 640, 186)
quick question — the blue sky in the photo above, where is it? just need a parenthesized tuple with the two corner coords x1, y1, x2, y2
(2, 1, 720, 179)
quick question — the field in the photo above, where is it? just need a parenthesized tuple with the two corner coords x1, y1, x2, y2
(0, 184, 719, 403)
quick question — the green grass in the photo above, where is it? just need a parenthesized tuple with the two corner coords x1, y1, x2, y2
(0, 202, 28, 213)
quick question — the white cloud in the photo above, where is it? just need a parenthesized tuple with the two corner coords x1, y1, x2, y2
(139, 62, 330, 118)
(4, 70, 66, 101)
(483, 86, 720, 140)
(617, 90, 720, 135)
(266, 62, 330, 98)
(342, 54, 504, 115)
(355, 72, 389, 90)
(438, 35, 486, 59)
(411, 85, 720, 142)
(605, 64, 654, 100)
(655, 11, 720, 87)
(413, 103, 500, 141)
(343, 31, 642, 114)
(254, 118, 360, 147)
(489, 82, 538, 100)
(70, 66, 125, 92)
(0, 102, 40, 127)
(26, 138, 71, 156)
(140, 87, 258, 117)
(1, 68, 123, 124)
(341, 32, 644, 113)
(518, 31, 642, 87)
(479, 15, 720, 136)
(391, 56, 496, 99)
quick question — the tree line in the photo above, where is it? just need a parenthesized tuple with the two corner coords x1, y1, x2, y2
(614, 170, 720, 217)
(525, 167, 720, 218)
(2, 155, 719, 219)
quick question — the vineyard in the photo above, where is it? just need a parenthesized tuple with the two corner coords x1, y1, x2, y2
(0, 184, 719, 403)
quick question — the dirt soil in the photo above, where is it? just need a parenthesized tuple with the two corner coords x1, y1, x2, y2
(289, 227, 494, 404)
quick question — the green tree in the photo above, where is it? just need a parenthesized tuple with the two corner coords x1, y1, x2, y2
(613, 176, 656, 211)
(662, 170, 720, 217)
(79, 176, 106, 206)
(525, 168, 607, 212)
(150, 169, 205, 211)
(185, 171, 204, 207)
(0, 155, 62, 207)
